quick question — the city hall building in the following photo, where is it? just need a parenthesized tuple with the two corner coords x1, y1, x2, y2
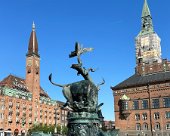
(112, 0, 170, 136)
(0, 23, 68, 136)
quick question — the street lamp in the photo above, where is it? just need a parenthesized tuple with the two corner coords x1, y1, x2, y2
(54, 107, 58, 135)
(60, 125, 62, 135)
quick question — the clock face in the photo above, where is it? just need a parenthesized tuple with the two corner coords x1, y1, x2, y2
(27, 60, 32, 66)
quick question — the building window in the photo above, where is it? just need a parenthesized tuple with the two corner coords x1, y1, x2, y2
(0, 98, 4, 102)
(166, 111, 170, 119)
(166, 123, 170, 130)
(0, 113, 4, 119)
(8, 123, 12, 126)
(136, 123, 141, 130)
(135, 114, 140, 121)
(0, 105, 4, 110)
(154, 112, 160, 120)
(22, 96, 26, 99)
(121, 101, 128, 110)
(152, 99, 160, 108)
(142, 100, 148, 109)
(155, 122, 161, 130)
(143, 123, 148, 130)
(142, 113, 147, 120)
(164, 98, 170, 108)
(34, 118, 38, 122)
(133, 100, 139, 110)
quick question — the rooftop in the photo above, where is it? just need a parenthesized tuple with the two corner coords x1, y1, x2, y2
(111, 71, 170, 90)
(0, 74, 50, 98)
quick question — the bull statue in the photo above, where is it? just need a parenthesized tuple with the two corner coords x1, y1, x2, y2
(49, 42, 108, 136)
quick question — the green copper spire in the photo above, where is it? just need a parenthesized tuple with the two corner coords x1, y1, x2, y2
(142, 0, 151, 17)
(138, 0, 154, 36)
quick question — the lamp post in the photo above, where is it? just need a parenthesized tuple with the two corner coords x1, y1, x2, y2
(147, 84, 153, 136)
(54, 107, 58, 135)
(60, 125, 62, 135)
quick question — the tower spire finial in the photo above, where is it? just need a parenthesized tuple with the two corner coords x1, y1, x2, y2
(138, 0, 154, 36)
(136, 0, 162, 68)
(27, 22, 39, 57)
(32, 21, 35, 31)
(142, 0, 151, 17)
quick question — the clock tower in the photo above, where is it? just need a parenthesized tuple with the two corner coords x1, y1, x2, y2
(26, 22, 40, 102)
(135, 0, 162, 66)
(112, 1, 170, 136)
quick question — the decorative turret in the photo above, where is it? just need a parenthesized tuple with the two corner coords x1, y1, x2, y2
(135, 0, 162, 71)
(27, 22, 39, 57)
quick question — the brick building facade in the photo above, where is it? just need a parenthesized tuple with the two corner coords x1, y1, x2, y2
(103, 120, 115, 130)
(111, 0, 170, 136)
(0, 23, 68, 136)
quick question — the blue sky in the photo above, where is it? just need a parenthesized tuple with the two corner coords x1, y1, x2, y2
(1, 0, 170, 121)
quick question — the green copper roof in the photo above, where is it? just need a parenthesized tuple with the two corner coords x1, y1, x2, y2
(2, 87, 32, 100)
(142, 0, 151, 17)
(137, 0, 154, 36)
(40, 96, 57, 105)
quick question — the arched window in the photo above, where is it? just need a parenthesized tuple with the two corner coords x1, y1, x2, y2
(155, 122, 161, 130)
(166, 122, 170, 130)
(154, 112, 160, 120)
(136, 123, 141, 130)
(135, 114, 140, 121)
(143, 123, 148, 130)
(142, 113, 147, 120)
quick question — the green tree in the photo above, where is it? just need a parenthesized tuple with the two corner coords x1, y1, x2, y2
(28, 124, 68, 135)
(62, 126, 68, 135)
(28, 124, 55, 134)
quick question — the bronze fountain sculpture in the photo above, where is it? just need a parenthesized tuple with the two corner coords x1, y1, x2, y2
(49, 42, 116, 136)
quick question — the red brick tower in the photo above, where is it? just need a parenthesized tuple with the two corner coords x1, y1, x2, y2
(25, 22, 40, 123)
